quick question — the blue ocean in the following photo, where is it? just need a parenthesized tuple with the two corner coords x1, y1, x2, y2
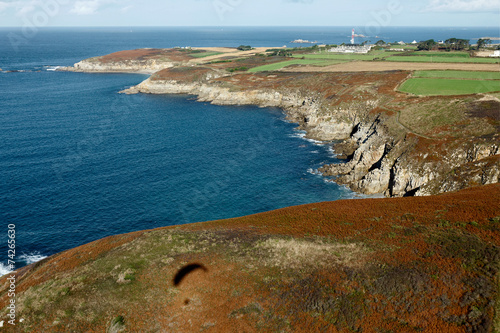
(1, 26, 498, 274)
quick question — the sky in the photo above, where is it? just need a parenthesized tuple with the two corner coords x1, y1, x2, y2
(0, 0, 499, 27)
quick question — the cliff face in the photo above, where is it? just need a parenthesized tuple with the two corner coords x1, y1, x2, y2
(63, 58, 176, 74)
(121, 71, 499, 197)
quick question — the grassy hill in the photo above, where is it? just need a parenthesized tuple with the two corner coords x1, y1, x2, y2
(1, 184, 499, 332)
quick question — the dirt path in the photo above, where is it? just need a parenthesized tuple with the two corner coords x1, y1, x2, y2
(280, 61, 500, 72)
(189, 47, 283, 64)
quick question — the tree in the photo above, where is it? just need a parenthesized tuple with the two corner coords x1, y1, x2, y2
(444, 38, 470, 51)
(417, 39, 437, 51)
(237, 45, 252, 51)
(375, 40, 386, 46)
(269, 49, 292, 57)
(477, 38, 492, 50)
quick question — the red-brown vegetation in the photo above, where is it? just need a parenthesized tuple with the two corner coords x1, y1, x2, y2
(0, 185, 498, 332)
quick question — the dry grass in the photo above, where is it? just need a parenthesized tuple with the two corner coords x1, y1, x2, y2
(256, 238, 367, 269)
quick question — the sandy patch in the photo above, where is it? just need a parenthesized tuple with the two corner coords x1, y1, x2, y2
(189, 47, 283, 64)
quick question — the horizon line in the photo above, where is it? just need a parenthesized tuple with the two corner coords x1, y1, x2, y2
(0, 25, 499, 29)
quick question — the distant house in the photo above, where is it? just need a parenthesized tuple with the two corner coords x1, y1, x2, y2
(490, 50, 500, 57)
(411, 40, 418, 44)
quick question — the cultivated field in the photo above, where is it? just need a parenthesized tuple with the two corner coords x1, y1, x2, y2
(280, 61, 500, 72)
(414, 70, 500, 80)
(399, 69, 500, 96)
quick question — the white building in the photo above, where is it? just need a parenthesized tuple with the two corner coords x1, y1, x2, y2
(329, 44, 373, 54)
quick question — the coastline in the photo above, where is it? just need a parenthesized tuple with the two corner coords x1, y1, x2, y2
(59, 48, 500, 198)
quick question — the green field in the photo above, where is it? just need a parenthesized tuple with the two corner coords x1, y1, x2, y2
(409, 51, 470, 58)
(386, 56, 500, 63)
(190, 51, 224, 58)
(291, 53, 384, 61)
(248, 59, 343, 72)
(398, 45, 418, 50)
(414, 70, 500, 80)
(399, 78, 500, 95)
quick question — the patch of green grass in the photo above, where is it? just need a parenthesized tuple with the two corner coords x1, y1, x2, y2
(227, 66, 248, 72)
(386, 56, 500, 63)
(190, 51, 224, 58)
(124, 273, 136, 281)
(413, 70, 500, 80)
(248, 59, 343, 72)
(112, 315, 125, 325)
(398, 45, 419, 50)
(208, 59, 233, 64)
(399, 78, 500, 96)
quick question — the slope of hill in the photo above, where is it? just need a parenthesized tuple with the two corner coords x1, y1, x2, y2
(1, 184, 499, 332)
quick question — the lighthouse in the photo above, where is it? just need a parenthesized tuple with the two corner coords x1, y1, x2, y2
(351, 28, 355, 45)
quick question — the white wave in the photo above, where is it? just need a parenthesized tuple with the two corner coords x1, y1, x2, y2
(0, 263, 13, 277)
(307, 168, 322, 176)
(19, 252, 48, 265)
(288, 131, 306, 139)
(327, 146, 337, 157)
(0, 253, 48, 277)
(46, 66, 62, 71)
(289, 131, 327, 145)
(311, 150, 319, 154)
